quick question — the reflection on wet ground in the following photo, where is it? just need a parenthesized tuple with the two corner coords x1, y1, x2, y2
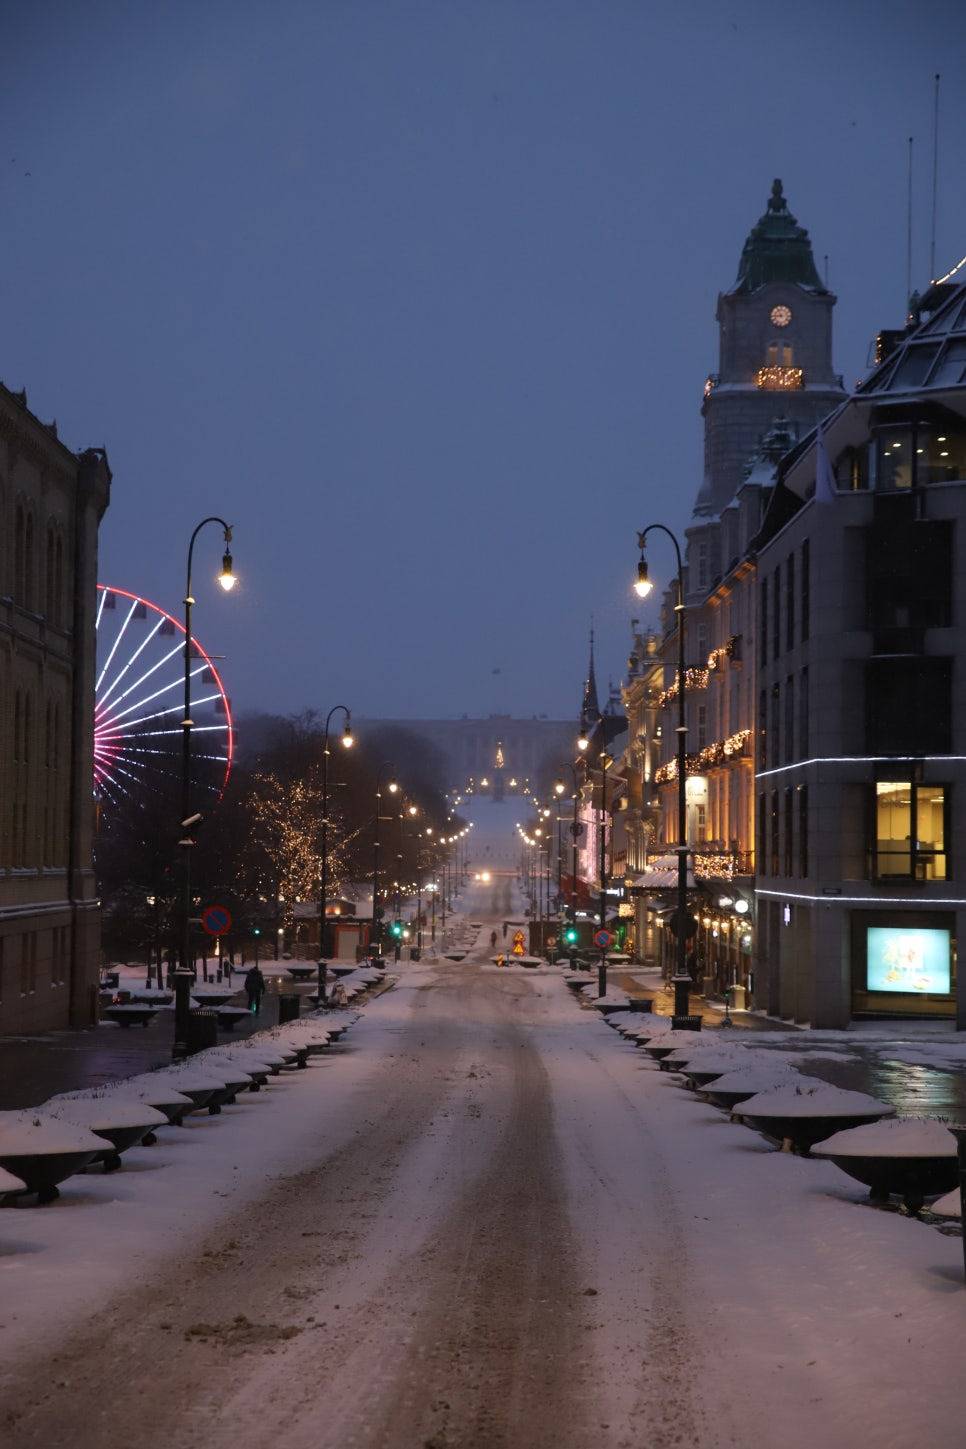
(749, 1040, 966, 1124)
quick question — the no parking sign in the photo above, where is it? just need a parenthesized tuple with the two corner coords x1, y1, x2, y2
(201, 903, 233, 937)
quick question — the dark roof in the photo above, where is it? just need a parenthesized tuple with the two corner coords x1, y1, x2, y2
(731, 180, 827, 296)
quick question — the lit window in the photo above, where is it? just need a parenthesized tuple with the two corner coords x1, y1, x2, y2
(874, 781, 947, 881)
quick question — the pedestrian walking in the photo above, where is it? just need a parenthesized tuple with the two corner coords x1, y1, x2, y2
(490, 930, 498, 950)
(244, 964, 266, 1014)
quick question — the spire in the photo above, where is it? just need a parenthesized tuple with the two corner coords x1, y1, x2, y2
(581, 624, 600, 723)
(731, 179, 826, 295)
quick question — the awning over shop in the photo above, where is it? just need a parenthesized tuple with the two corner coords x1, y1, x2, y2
(630, 860, 696, 891)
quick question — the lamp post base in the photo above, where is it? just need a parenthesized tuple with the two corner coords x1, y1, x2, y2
(598, 958, 608, 999)
(671, 973, 691, 1019)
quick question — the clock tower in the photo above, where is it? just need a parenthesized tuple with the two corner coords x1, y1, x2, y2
(695, 180, 846, 518)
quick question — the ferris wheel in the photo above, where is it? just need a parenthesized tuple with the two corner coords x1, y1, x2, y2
(94, 585, 233, 809)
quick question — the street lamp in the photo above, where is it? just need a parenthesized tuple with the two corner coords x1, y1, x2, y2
(372, 763, 398, 960)
(633, 524, 691, 1019)
(318, 705, 353, 1004)
(174, 517, 237, 1058)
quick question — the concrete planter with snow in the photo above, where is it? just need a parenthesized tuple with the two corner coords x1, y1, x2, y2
(101, 1003, 160, 1028)
(674, 1055, 742, 1088)
(701, 1066, 799, 1110)
(44, 1099, 168, 1171)
(811, 1117, 958, 1213)
(120, 1082, 195, 1126)
(734, 1084, 894, 1154)
(0, 1112, 109, 1203)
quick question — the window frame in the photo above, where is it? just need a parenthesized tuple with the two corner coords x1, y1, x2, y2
(871, 777, 950, 883)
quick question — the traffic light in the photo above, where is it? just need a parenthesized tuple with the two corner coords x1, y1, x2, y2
(252, 927, 261, 937)
(389, 921, 403, 939)
(563, 925, 579, 946)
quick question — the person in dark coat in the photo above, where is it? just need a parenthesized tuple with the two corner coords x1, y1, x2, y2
(244, 965, 266, 1014)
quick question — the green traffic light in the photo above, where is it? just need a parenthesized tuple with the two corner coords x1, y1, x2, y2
(564, 926, 579, 945)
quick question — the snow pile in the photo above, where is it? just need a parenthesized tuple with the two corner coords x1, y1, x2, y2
(737, 1084, 893, 1119)
(813, 1117, 957, 1159)
(0, 1109, 108, 1154)
(0, 1164, 26, 1193)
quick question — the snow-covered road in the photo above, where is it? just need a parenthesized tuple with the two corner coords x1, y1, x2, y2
(1, 883, 964, 1449)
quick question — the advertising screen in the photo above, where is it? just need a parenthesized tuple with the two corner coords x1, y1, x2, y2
(866, 926, 951, 995)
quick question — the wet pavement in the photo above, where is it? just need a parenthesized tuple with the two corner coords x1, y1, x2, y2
(0, 971, 305, 1111)
(609, 968, 966, 1125)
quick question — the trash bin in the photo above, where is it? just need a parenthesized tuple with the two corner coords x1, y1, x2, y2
(627, 997, 653, 1013)
(410, 948, 421, 963)
(278, 993, 301, 1024)
(185, 1008, 218, 1054)
(671, 1014, 702, 1031)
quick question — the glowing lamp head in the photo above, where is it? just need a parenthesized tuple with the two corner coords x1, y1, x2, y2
(633, 553, 652, 600)
(341, 719, 354, 749)
(577, 733, 589, 753)
(554, 779, 565, 796)
(218, 550, 237, 592)
(408, 804, 418, 817)
(387, 779, 399, 795)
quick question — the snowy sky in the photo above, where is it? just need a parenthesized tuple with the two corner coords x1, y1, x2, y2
(4, 1, 966, 720)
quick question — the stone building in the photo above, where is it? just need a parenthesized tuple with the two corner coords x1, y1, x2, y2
(754, 277, 966, 1026)
(645, 180, 845, 994)
(0, 383, 111, 1033)
(367, 714, 576, 794)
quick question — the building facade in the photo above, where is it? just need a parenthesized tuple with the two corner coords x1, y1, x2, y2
(0, 383, 111, 1033)
(754, 278, 966, 1027)
(645, 180, 845, 997)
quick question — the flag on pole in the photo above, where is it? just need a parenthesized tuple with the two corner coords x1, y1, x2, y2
(814, 418, 837, 504)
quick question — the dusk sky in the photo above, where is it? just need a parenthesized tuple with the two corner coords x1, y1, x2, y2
(5, 1, 966, 723)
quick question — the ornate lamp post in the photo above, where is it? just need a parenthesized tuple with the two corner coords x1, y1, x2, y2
(634, 524, 691, 1019)
(174, 517, 237, 1058)
(318, 705, 353, 1003)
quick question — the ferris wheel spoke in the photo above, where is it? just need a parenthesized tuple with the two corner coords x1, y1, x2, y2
(97, 616, 165, 713)
(96, 637, 187, 723)
(95, 598, 139, 694)
(106, 664, 209, 727)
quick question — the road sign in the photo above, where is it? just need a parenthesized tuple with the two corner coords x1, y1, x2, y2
(201, 903, 233, 937)
(593, 928, 614, 949)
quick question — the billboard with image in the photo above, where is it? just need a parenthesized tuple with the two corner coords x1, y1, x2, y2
(866, 926, 951, 995)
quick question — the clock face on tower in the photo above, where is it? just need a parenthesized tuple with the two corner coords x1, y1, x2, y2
(770, 304, 792, 328)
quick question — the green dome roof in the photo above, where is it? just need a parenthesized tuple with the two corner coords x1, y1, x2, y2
(732, 180, 826, 295)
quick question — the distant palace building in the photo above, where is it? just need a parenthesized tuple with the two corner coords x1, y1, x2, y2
(0, 383, 111, 1034)
(365, 715, 576, 794)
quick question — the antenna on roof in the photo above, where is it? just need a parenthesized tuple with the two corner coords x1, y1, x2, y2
(929, 73, 940, 280)
(906, 135, 914, 308)
(823, 254, 829, 288)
